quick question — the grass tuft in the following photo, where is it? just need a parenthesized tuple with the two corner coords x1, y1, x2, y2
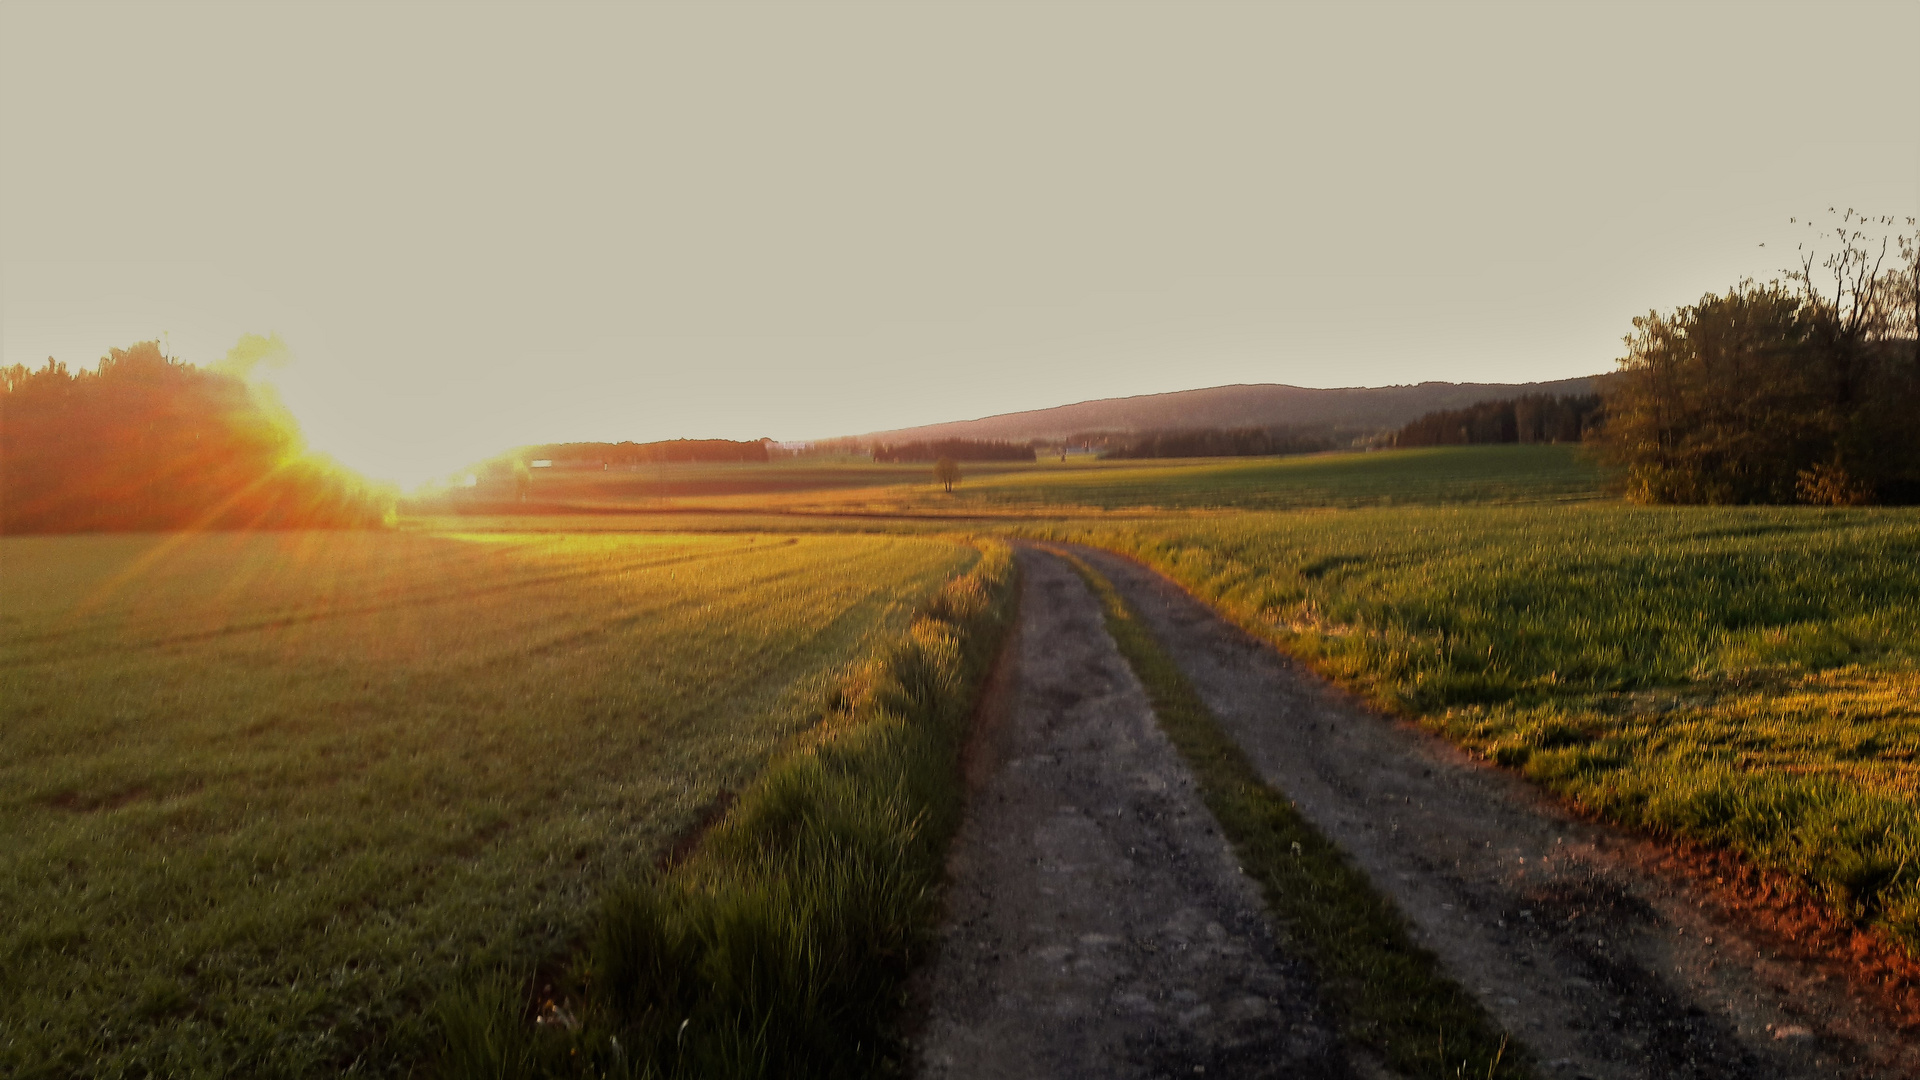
(1059, 549, 1533, 1079)
(436, 541, 1017, 1079)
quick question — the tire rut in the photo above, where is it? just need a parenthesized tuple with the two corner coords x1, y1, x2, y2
(1074, 543, 1920, 1080)
(913, 547, 1351, 1079)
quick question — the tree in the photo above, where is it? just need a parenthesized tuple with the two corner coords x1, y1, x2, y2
(1785, 210, 1920, 500)
(1590, 211, 1919, 504)
(933, 457, 960, 493)
(0, 340, 391, 532)
(1591, 281, 1817, 503)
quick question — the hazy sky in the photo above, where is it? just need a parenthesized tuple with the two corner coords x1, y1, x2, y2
(3, 2, 1915, 486)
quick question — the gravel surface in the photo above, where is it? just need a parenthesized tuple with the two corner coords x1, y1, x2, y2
(1075, 543, 1920, 1080)
(913, 547, 1351, 1079)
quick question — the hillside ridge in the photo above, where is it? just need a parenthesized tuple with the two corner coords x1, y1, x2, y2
(858, 375, 1608, 444)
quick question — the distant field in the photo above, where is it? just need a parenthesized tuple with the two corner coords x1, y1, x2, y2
(409, 445, 1606, 520)
(519, 459, 945, 500)
(0, 530, 973, 1077)
(718, 444, 1604, 514)
(940, 444, 1604, 511)
(1034, 504, 1920, 947)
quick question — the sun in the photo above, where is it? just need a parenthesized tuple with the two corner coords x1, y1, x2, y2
(245, 361, 500, 493)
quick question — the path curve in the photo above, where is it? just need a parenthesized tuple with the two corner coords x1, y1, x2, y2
(913, 547, 1350, 1079)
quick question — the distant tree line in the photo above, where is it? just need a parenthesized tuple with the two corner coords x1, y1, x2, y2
(0, 341, 391, 533)
(1393, 394, 1602, 448)
(872, 438, 1035, 463)
(794, 436, 870, 458)
(1590, 211, 1918, 505)
(1102, 426, 1337, 459)
(526, 438, 774, 465)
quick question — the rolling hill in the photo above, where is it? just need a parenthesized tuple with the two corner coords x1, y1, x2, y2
(857, 376, 1608, 445)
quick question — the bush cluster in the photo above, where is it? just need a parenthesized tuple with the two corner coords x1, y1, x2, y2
(870, 439, 1034, 463)
(1393, 394, 1601, 448)
(1590, 214, 1918, 505)
(1101, 425, 1336, 459)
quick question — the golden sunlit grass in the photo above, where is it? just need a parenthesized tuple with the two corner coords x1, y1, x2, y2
(0, 529, 975, 1077)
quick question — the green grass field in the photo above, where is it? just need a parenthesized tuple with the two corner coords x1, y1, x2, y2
(0, 530, 975, 1077)
(395, 445, 1920, 957)
(13, 441, 1919, 1076)
(942, 444, 1604, 511)
(697, 444, 1601, 515)
(1031, 502, 1920, 947)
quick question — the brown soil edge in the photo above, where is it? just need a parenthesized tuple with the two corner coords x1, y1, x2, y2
(1079, 540, 1920, 1035)
(893, 570, 1024, 1054)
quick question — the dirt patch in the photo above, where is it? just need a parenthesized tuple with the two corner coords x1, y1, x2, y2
(1618, 836, 1920, 1033)
(1075, 543, 1920, 1080)
(913, 548, 1351, 1078)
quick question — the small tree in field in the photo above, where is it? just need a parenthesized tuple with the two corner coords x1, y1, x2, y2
(933, 457, 960, 493)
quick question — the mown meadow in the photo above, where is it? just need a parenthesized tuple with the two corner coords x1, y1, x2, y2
(0, 529, 979, 1077)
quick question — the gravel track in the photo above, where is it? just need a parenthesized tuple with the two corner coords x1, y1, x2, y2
(913, 548, 1351, 1079)
(1075, 543, 1919, 1080)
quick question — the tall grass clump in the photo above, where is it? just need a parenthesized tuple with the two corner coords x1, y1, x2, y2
(436, 541, 1016, 1079)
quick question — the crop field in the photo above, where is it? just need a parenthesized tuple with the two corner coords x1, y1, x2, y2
(411, 445, 1602, 520)
(0, 529, 975, 1077)
(1031, 502, 1920, 947)
(389, 445, 1920, 957)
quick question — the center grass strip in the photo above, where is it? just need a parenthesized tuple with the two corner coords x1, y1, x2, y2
(436, 540, 1016, 1080)
(1058, 550, 1532, 1080)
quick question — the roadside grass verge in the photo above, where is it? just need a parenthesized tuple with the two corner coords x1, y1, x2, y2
(1031, 504, 1920, 953)
(436, 541, 1017, 1079)
(1059, 550, 1528, 1078)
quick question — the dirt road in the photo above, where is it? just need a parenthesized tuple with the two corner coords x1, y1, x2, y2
(913, 548, 1351, 1078)
(915, 543, 1917, 1078)
(1075, 544, 1918, 1080)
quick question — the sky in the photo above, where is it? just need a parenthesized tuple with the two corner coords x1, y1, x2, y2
(3, 2, 1915, 488)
